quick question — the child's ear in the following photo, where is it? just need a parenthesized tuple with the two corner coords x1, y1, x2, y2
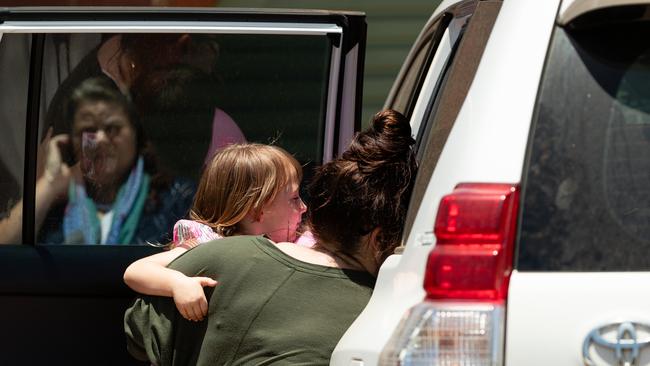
(247, 208, 264, 223)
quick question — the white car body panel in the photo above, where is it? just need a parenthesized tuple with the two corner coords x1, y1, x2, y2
(507, 271, 650, 366)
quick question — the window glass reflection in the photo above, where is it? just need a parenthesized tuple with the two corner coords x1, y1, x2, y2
(36, 32, 331, 245)
(0, 34, 30, 244)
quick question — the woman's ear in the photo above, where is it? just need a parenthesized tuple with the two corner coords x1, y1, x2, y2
(368, 227, 383, 261)
(368, 227, 382, 247)
(357, 227, 384, 276)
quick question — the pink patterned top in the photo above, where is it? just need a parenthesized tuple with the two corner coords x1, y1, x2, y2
(172, 220, 221, 249)
(171, 219, 315, 249)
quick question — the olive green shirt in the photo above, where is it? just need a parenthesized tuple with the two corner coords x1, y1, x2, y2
(124, 235, 375, 366)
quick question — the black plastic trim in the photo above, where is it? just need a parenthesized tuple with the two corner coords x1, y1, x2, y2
(353, 18, 367, 133)
(331, 15, 367, 157)
(22, 33, 43, 246)
(514, 1, 562, 271)
(404, 13, 453, 119)
(0, 245, 162, 295)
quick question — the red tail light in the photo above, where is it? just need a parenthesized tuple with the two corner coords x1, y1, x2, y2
(380, 183, 518, 365)
(425, 183, 520, 301)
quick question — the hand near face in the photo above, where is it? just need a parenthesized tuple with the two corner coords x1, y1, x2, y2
(38, 129, 81, 199)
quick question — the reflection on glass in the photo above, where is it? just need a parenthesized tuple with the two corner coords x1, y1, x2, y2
(32, 32, 332, 245)
(34, 76, 194, 245)
(0, 34, 29, 244)
(519, 23, 650, 271)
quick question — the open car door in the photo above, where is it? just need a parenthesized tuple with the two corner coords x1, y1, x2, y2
(0, 7, 365, 364)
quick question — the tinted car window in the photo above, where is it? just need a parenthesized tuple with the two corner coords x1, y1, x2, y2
(400, 0, 501, 244)
(0, 34, 30, 244)
(30, 32, 331, 245)
(389, 16, 442, 117)
(519, 18, 650, 271)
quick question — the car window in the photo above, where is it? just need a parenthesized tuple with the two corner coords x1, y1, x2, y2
(386, 0, 482, 150)
(387, 13, 449, 118)
(11, 31, 332, 246)
(400, 0, 501, 244)
(0, 34, 30, 245)
(519, 12, 650, 271)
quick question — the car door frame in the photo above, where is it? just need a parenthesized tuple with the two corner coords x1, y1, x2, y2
(0, 7, 366, 364)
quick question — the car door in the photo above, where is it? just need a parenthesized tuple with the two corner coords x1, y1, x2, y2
(0, 7, 365, 365)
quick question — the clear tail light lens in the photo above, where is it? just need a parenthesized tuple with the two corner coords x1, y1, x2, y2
(379, 183, 519, 366)
(379, 302, 503, 366)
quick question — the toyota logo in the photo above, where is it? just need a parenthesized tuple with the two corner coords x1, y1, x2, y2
(583, 322, 650, 366)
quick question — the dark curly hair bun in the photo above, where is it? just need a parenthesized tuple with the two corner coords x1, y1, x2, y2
(343, 109, 415, 172)
(308, 109, 418, 266)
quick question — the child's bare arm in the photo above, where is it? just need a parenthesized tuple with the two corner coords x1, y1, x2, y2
(123, 247, 217, 321)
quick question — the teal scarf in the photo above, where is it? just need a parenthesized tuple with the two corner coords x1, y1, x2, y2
(63, 157, 150, 244)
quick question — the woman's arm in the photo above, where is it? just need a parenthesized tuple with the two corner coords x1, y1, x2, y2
(0, 200, 23, 244)
(0, 175, 71, 244)
(0, 131, 73, 244)
(123, 247, 217, 321)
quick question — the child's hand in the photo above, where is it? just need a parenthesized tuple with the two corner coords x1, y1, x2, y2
(171, 275, 218, 322)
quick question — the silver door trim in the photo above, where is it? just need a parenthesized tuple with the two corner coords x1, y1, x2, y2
(0, 22, 343, 35)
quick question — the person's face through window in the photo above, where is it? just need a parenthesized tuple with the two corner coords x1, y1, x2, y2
(72, 100, 137, 187)
(260, 180, 306, 243)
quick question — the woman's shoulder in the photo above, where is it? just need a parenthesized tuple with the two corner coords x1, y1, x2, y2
(273, 242, 337, 267)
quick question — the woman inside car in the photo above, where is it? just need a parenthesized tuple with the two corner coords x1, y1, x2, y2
(124, 109, 418, 365)
(2, 76, 194, 245)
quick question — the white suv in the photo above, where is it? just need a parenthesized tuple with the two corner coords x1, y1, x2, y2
(332, 0, 650, 365)
(1, 0, 649, 365)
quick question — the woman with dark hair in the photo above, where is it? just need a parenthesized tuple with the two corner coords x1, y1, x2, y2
(17, 75, 193, 245)
(124, 109, 417, 365)
(308, 109, 418, 274)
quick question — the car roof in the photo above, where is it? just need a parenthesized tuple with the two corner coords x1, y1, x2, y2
(428, 0, 649, 28)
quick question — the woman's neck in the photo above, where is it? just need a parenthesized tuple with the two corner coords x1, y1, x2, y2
(273, 240, 378, 276)
(86, 182, 118, 209)
(84, 171, 130, 209)
(318, 244, 378, 275)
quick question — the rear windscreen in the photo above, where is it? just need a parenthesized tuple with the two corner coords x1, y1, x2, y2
(518, 13, 650, 271)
